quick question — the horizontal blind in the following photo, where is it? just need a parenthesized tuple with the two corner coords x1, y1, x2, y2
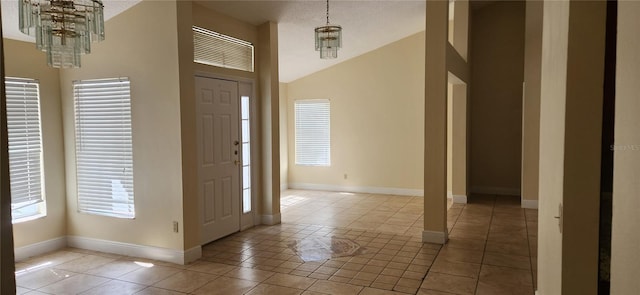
(5, 77, 44, 209)
(295, 99, 331, 166)
(193, 26, 254, 72)
(74, 78, 135, 218)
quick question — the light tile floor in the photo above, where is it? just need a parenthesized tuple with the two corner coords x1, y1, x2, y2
(15, 190, 537, 294)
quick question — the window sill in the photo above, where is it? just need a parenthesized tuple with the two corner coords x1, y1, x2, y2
(12, 213, 46, 224)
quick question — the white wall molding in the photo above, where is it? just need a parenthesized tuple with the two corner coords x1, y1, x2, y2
(521, 199, 539, 209)
(67, 236, 197, 265)
(183, 246, 202, 264)
(470, 186, 520, 196)
(280, 183, 288, 192)
(422, 230, 448, 244)
(289, 182, 424, 197)
(261, 213, 281, 225)
(14, 237, 67, 262)
(452, 194, 468, 204)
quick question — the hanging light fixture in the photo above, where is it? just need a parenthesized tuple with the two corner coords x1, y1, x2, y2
(19, 0, 106, 68)
(314, 0, 342, 59)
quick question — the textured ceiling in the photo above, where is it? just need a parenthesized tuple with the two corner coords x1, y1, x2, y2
(1, 0, 428, 83)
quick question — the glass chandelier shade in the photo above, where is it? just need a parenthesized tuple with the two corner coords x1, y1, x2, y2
(314, 0, 342, 59)
(18, 0, 105, 68)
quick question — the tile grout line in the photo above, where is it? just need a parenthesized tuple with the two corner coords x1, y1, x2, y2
(524, 208, 536, 294)
(472, 195, 497, 295)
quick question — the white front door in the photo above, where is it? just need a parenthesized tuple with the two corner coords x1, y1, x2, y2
(196, 76, 241, 244)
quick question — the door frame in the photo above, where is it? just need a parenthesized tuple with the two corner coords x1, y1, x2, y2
(194, 71, 258, 234)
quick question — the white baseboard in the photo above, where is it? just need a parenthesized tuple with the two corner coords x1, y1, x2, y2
(521, 199, 539, 209)
(67, 236, 199, 265)
(261, 213, 282, 225)
(447, 191, 453, 199)
(470, 186, 520, 196)
(14, 237, 67, 262)
(452, 194, 468, 204)
(280, 183, 288, 192)
(422, 230, 448, 244)
(184, 246, 202, 264)
(289, 183, 423, 197)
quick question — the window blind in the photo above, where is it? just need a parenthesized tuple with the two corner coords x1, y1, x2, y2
(295, 99, 331, 166)
(5, 78, 44, 210)
(74, 78, 135, 218)
(193, 26, 254, 72)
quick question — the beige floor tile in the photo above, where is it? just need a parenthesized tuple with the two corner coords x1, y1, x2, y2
(416, 289, 459, 295)
(482, 252, 531, 270)
(476, 264, 535, 294)
(135, 287, 186, 295)
(85, 260, 142, 278)
(430, 258, 481, 279)
(56, 255, 116, 273)
(188, 261, 236, 275)
(224, 266, 275, 282)
(117, 265, 181, 285)
(192, 276, 258, 295)
(359, 287, 409, 295)
(245, 283, 304, 295)
(16, 268, 77, 289)
(307, 280, 363, 294)
(37, 274, 109, 295)
(436, 247, 484, 264)
(264, 273, 317, 289)
(485, 240, 530, 256)
(153, 270, 217, 293)
(421, 272, 476, 295)
(79, 280, 145, 295)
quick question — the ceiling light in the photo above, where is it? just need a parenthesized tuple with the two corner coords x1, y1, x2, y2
(315, 0, 342, 59)
(19, 0, 106, 68)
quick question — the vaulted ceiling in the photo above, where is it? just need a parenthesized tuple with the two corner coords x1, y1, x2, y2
(1, 0, 431, 82)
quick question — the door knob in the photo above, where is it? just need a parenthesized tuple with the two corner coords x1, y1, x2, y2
(234, 160, 240, 166)
(234, 140, 240, 146)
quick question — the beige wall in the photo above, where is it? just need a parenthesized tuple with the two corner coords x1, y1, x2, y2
(4, 39, 67, 248)
(538, 1, 606, 293)
(611, 1, 640, 293)
(287, 32, 425, 193)
(59, 0, 185, 250)
(279, 83, 288, 191)
(469, 1, 524, 195)
(522, 0, 543, 205)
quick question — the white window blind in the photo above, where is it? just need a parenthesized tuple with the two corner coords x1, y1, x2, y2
(5, 78, 44, 215)
(74, 78, 135, 218)
(295, 99, 331, 166)
(193, 26, 254, 72)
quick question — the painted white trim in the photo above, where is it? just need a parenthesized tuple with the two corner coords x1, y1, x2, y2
(289, 182, 423, 197)
(184, 246, 202, 264)
(470, 186, 520, 196)
(67, 236, 194, 265)
(521, 199, 539, 209)
(422, 230, 448, 244)
(452, 194, 468, 203)
(14, 237, 67, 262)
(280, 183, 288, 192)
(261, 213, 281, 225)
(447, 190, 453, 199)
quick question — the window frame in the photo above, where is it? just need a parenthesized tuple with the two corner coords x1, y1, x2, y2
(294, 99, 331, 167)
(73, 77, 135, 219)
(5, 77, 46, 223)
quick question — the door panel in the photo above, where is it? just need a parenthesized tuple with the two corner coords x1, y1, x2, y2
(196, 77, 241, 244)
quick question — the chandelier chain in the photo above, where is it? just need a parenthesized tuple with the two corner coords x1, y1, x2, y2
(326, 0, 330, 25)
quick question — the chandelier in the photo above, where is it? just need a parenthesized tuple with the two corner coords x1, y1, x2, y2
(19, 0, 105, 68)
(314, 0, 342, 59)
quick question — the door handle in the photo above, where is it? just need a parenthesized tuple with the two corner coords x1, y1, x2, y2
(234, 140, 240, 146)
(234, 160, 240, 166)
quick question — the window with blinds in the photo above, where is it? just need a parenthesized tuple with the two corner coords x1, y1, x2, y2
(73, 78, 135, 219)
(193, 26, 254, 72)
(5, 77, 45, 221)
(295, 99, 331, 166)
